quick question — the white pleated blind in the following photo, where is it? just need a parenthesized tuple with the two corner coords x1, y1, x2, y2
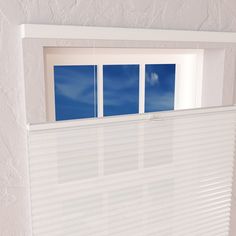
(28, 106, 236, 236)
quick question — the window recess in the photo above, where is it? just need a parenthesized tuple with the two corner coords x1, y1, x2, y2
(44, 48, 204, 121)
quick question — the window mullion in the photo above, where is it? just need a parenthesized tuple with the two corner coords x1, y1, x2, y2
(139, 63, 145, 114)
(97, 64, 104, 117)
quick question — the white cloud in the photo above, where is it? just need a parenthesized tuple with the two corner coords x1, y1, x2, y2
(146, 72, 159, 86)
(56, 79, 96, 105)
(145, 92, 174, 111)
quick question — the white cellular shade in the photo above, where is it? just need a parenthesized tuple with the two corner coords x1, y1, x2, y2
(28, 106, 236, 236)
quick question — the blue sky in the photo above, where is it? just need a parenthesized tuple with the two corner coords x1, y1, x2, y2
(103, 65, 139, 116)
(145, 64, 175, 112)
(54, 65, 97, 121)
(54, 64, 175, 120)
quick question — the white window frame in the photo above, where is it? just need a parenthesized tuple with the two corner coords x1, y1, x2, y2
(44, 48, 204, 121)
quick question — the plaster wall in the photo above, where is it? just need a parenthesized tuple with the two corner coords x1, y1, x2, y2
(1, 0, 236, 235)
(0, 8, 30, 236)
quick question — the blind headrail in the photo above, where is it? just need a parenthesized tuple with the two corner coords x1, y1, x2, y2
(27, 105, 236, 131)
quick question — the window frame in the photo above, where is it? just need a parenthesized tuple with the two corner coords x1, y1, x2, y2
(44, 48, 204, 121)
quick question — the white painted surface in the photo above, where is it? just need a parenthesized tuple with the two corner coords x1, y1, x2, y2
(21, 24, 236, 43)
(202, 49, 226, 107)
(1, 0, 236, 235)
(28, 107, 236, 236)
(0, 6, 31, 236)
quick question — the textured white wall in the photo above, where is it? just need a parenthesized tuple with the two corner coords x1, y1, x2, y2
(0, 8, 31, 236)
(1, 0, 236, 235)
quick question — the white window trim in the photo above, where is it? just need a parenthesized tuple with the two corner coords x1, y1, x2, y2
(21, 24, 236, 43)
(44, 48, 204, 121)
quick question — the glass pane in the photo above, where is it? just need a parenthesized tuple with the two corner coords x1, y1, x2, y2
(103, 65, 139, 116)
(145, 64, 175, 112)
(54, 65, 97, 121)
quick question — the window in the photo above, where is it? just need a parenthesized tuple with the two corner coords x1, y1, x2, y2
(103, 65, 139, 116)
(145, 64, 175, 112)
(54, 65, 97, 121)
(44, 48, 204, 121)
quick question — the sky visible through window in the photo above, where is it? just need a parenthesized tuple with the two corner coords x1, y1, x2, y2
(145, 64, 175, 112)
(103, 65, 139, 116)
(54, 64, 175, 121)
(54, 65, 97, 121)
